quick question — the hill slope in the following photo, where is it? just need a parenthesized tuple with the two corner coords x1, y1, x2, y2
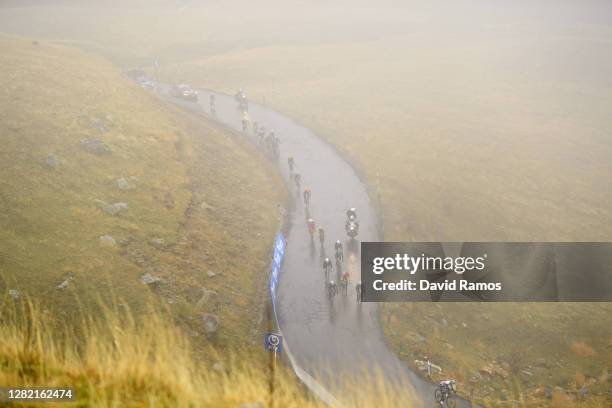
(0, 35, 285, 351)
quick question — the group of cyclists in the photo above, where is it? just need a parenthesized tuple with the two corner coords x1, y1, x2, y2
(236, 90, 280, 157)
(290, 165, 362, 304)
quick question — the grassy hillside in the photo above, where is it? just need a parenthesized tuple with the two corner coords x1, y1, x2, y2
(0, 34, 285, 355)
(0, 2, 611, 407)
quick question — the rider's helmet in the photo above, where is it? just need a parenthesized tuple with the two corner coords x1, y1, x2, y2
(347, 207, 357, 220)
(336, 240, 341, 246)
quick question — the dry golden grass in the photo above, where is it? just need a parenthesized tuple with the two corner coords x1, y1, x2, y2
(0, 295, 419, 408)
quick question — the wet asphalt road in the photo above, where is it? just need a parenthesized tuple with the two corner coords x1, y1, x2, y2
(163, 89, 471, 407)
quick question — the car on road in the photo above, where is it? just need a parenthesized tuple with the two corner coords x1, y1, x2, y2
(170, 84, 198, 102)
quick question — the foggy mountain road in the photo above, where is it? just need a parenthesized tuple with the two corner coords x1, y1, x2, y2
(162, 88, 472, 407)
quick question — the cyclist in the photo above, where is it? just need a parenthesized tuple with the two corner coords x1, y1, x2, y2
(340, 271, 349, 295)
(209, 94, 216, 115)
(334, 240, 343, 263)
(334, 240, 343, 254)
(346, 207, 357, 221)
(327, 280, 338, 301)
(303, 188, 311, 208)
(307, 218, 316, 236)
(252, 121, 259, 136)
(241, 112, 249, 132)
(287, 156, 294, 172)
(435, 380, 457, 407)
(258, 127, 265, 145)
(355, 281, 362, 302)
(294, 173, 301, 190)
(318, 227, 325, 245)
(323, 257, 333, 280)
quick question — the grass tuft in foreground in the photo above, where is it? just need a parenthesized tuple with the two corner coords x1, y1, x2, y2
(0, 295, 418, 408)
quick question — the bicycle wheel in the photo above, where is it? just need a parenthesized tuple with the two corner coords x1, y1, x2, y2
(446, 395, 456, 408)
(434, 389, 443, 403)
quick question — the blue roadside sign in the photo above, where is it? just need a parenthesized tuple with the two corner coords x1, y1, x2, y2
(264, 332, 283, 353)
(270, 233, 286, 308)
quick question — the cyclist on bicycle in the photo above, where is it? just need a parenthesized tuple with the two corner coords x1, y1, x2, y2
(340, 271, 349, 295)
(287, 156, 294, 172)
(334, 240, 343, 263)
(318, 227, 325, 245)
(435, 380, 457, 407)
(323, 257, 333, 279)
(303, 188, 311, 207)
(307, 218, 316, 236)
(355, 281, 362, 302)
(241, 111, 249, 132)
(294, 173, 301, 190)
(209, 94, 216, 115)
(327, 280, 338, 301)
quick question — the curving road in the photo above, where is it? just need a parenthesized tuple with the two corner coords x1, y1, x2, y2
(162, 88, 470, 407)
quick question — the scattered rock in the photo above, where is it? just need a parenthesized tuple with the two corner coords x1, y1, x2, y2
(196, 288, 217, 309)
(441, 318, 448, 327)
(116, 177, 134, 191)
(479, 364, 494, 376)
(57, 276, 73, 290)
(203, 313, 219, 335)
(469, 371, 483, 382)
(207, 270, 216, 278)
(535, 357, 548, 368)
(8, 289, 20, 300)
(94, 199, 128, 215)
(114, 202, 128, 211)
(140, 273, 163, 286)
(149, 238, 165, 248)
(212, 362, 224, 372)
(200, 201, 214, 211)
(45, 154, 59, 169)
(99, 235, 117, 247)
(80, 138, 111, 155)
(462, 322, 468, 328)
